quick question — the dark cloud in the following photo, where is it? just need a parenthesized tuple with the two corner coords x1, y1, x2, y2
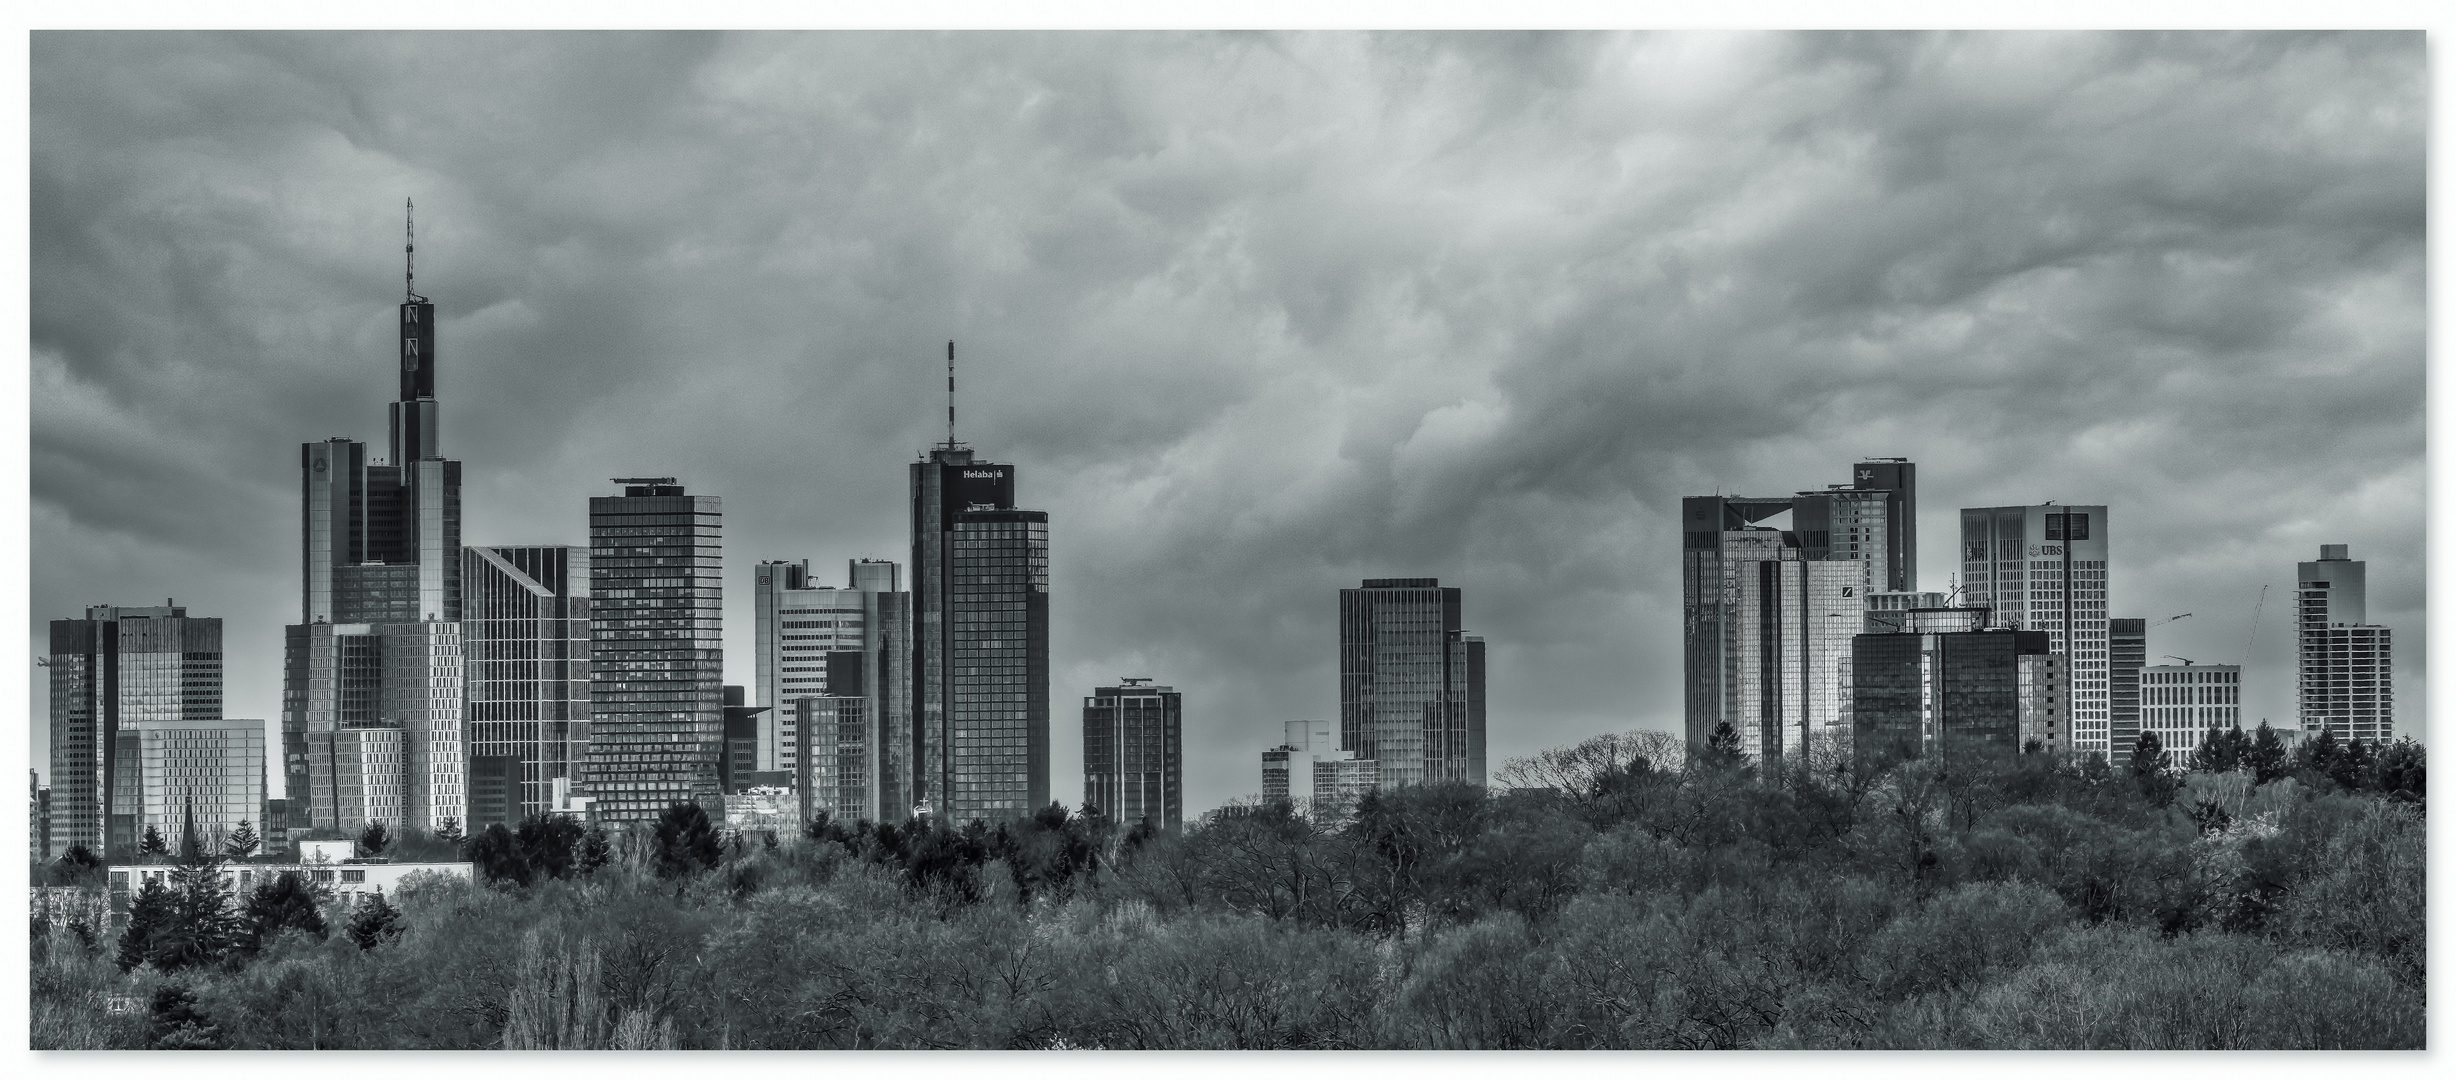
(31, 30, 2424, 814)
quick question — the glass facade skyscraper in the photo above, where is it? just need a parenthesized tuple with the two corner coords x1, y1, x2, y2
(2297, 544, 2392, 743)
(46, 605, 225, 858)
(1083, 680, 1182, 831)
(1960, 505, 2112, 758)
(911, 446, 1050, 821)
(585, 479, 725, 823)
(1338, 579, 1486, 789)
(1851, 628, 2060, 765)
(462, 545, 591, 829)
(1681, 500, 1862, 760)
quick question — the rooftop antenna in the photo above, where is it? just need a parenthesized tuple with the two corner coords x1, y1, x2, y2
(947, 340, 956, 447)
(405, 198, 426, 304)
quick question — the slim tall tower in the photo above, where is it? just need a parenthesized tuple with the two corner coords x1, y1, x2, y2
(586, 479, 725, 823)
(1338, 579, 1486, 788)
(462, 546, 591, 829)
(47, 605, 225, 858)
(2107, 617, 2147, 766)
(1083, 679, 1183, 831)
(2297, 545, 2392, 743)
(910, 436, 1050, 822)
(1960, 505, 2112, 758)
(286, 209, 466, 835)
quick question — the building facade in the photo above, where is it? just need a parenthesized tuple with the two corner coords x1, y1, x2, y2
(286, 620, 463, 834)
(2107, 617, 2147, 766)
(1959, 505, 2111, 758)
(911, 446, 1050, 821)
(754, 558, 909, 803)
(1083, 680, 1182, 831)
(2296, 545, 2392, 744)
(2140, 663, 2241, 754)
(47, 605, 224, 859)
(1852, 628, 2062, 764)
(1338, 579, 1486, 788)
(134, 719, 266, 853)
(461, 545, 591, 830)
(585, 479, 725, 823)
(1680, 506, 1861, 761)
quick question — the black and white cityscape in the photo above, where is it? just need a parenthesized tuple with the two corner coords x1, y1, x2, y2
(28, 30, 2426, 1052)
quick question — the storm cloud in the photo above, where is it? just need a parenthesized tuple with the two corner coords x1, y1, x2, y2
(30, 30, 2425, 813)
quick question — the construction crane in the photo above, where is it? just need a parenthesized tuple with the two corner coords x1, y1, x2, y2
(2239, 584, 2270, 666)
(2151, 613, 2192, 628)
(2163, 655, 2198, 666)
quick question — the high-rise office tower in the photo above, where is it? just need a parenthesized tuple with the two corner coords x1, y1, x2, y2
(911, 435, 1050, 821)
(1852, 628, 2063, 764)
(1681, 499, 1862, 760)
(48, 604, 224, 858)
(2107, 618, 2147, 766)
(135, 719, 267, 852)
(287, 210, 468, 835)
(2140, 663, 2241, 753)
(1855, 459, 1917, 593)
(1338, 579, 1486, 788)
(2297, 545, 2393, 743)
(1960, 505, 2111, 758)
(754, 558, 910, 803)
(287, 619, 465, 833)
(1083, 679, 1183, 830)
(461, 545, 591, 829)
(585, 479, 725, 823)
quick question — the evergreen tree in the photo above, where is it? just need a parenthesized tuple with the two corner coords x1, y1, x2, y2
(2246, 721, 2288, 784)
(2334, 737, 2374, 791)
(435, 817, 464, 844)
(139, 824, 170, 863)
(223, 820, 261, 862)
(147, 984, 223, 1050)
(239, 870, 329, 954)
(116, 877, 174, 972)
(2188, 726, 2245, 773)
(651, 801, 724, 879)
(1701, 721, 1748, 770)
(345, 889, 404, 950)
(51, 843, 105, 887)
(467, 823, 529, 887)
(2371, 737, 2426, 803)
(150, 834, 240, 973)
(356, 819, 392, 859)
(2129, 731, 2179, 808)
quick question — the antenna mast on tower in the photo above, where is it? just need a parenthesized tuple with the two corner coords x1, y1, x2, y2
(947, 339, 957, 447)
(405, 198, 426, 304)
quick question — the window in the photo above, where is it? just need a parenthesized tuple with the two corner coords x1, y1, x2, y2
(342, 869, 367, 883)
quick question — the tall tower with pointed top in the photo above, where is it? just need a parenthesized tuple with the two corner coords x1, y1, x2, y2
(283, 204, 468, 835)
(909, 342, 1050, 821)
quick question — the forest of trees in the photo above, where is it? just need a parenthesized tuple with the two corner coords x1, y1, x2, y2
(29, 723, 2425, 1050)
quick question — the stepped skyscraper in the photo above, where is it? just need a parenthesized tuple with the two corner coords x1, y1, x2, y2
(2296, 544, 2392, 743)
(283, 203, 467, 835)
(910, 342, 1050, 821)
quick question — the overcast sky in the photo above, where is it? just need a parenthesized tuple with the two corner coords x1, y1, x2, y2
(30, 30, 2424, 814)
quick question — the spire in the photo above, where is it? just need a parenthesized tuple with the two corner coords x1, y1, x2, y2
(178, 797, 201, 861)
(406, 197, 425, 304)
(947, 339, 956, 447)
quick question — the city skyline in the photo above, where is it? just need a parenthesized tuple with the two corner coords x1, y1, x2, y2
(30, 32, 2426, 815)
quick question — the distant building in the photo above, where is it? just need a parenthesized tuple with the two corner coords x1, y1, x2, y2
(2107, 618, 2148, 767)
(1083, 680, 1183, 831)
(1961, 505, 2111, 758)
(1863, 603, 1990, 636)
(1339, 579, 1486, 788)
(263, 798, 290, 857)
(718, 686, 774, 794)
(48, 604, 224, 859)
(2297, 545, 2392, 743)
(462, 545, 591, 831)
(585, 478, 725, 823)
(1853, 628, 2064, 763)
(1261, 719, 1340, 808)
(288, 620, 465, 834)
(911, 442, 1051, 821)
(754, 559, 908, 806)
(2140, 663, 2241, 754)
(31, 773, 50, 863)
(1311, 757, 1381, 822)
(135, 719, 266, 853)
(107, 847, 473, 925)
(1681, 502, 1861, 760)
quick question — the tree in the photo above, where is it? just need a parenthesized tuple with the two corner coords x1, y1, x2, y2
(2246, 722, 2288, 784)
(578, 823, 613, 875)
(139, 824, 170, 863)
(345, 890, 404, 950)
(1699, 722, 1748, 771)
(150, 837, 240, 973)
(356, 820, 392, 859)
(2370, 738, 2425, 804)
(2129, 731, 2179, 808)
(116, 878, 174, 972)
(147, 984, 223, 1050)
(651, 802, 722, 879)
(467, 823, 530, 887)
(240, 871, 329, 954)
(434, 817, 465, 844)
(223, 820, 262, 862)
(2188, 727, 2246, 774)
(50, 844, 105, 888)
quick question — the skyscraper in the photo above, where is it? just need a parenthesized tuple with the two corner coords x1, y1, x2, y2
(754, 558, 909, 804)
(2140, 663, 2241, 753)
(1681, 499, 1862, 760)
(286, 210, 467, 836)
(48, 604, 224, 858)
(911, 440, 1050, 821)
(586, 479, 725, 823)
(2107, 618, 2147, 767)
(1083, 679, 1182, 830)
(461, 545, 591, 829)
(135, 719, 267, 852)
(1851, 627, 2062, 765)
(1960, 505, 2112, 758)
(1338, 579, 1486, 788)
(2297, 545, 2392, 743)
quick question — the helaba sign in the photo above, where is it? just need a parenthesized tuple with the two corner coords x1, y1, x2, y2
(964, 469, 1004, 479)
